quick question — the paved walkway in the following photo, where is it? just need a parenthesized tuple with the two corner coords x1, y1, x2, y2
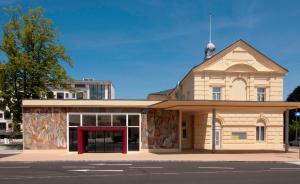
(0, 148, 299, 162)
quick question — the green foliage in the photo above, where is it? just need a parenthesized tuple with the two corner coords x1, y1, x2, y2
(0, 6, 72, 133)
(289, 120, 300, 140)
(287, 86, 300, 101)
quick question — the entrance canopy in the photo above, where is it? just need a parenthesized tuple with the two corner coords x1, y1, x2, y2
(149, 100, 300, 111)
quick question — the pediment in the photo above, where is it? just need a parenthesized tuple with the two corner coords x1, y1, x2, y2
(193, 40, 288, 74)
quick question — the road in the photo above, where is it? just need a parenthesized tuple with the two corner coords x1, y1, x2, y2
(0, 161, 300, 184)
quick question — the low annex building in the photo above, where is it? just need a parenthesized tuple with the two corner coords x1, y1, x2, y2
(22, 40, 300, 154)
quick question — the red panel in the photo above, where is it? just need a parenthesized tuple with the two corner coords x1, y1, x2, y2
(77, 127, 127, 154)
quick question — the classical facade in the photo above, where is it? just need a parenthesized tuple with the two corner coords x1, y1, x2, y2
(22, 39, 300, 154)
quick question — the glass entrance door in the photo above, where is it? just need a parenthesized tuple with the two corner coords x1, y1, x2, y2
(85, 131, 123, 153)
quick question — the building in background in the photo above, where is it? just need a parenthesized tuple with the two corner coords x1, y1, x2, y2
(51, 78, 115, 100)
(0, 110, 12, 139)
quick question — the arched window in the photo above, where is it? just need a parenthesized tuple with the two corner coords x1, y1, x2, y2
(256, 122, 265, 141)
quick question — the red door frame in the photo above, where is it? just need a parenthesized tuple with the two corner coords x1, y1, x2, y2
(77, 127, 127, 154)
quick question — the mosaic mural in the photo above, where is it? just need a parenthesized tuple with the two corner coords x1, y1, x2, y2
(23, 108, 67, 149)
(141, 109, 179, 149)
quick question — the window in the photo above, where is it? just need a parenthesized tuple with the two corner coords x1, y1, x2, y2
(112, 115, 126, 126)
(0, 113, 3, 120)
(256, 123, 265, 141)
(82, 115, 96, 126)
(0, 123, 6, 130)
(69, 114, 81, 126)
(232, 132, 247, 140)
(182, 122, 187, 139)
(212, 87, 221, 100)
(257, 88, 266, 101)
(65, 93, 69, 99)
(57, 92, 64, 99)
(128, 115, 139, 126)
(89, 84, 105, 99)
(72, 93, 76, 99)
(97, 115, 111, 126)
(75, 84, 86, 88)
(77, 92, 84, 99)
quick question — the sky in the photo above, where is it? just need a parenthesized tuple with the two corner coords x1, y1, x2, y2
(0, 0, 299, 99)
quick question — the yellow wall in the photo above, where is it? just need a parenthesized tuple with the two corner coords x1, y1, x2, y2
(170, 42, 286, 101)
(192, 110, 284, 150)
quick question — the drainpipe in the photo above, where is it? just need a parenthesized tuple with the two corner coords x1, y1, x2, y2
(284, 109, 289, 153)
(212, 108, 216, 153)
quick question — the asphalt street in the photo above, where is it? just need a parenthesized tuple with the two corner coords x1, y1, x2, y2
(0, 161, 300, 184)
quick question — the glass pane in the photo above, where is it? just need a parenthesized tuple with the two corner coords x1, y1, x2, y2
(112, 115, 126, 126)
(85, 131, 96, 152)
(57, 93, 64, 99)
(128, 127, 139, 151)
(96, 131, 105, 152)
(82, 115, 96, 126)
(104, 132, 114, 152)
(69, 127, 78, 151)
(128, 115, 139, 126)
(69, 115, 80, 126)
(261, 127, 265, 141)
(98, 115, 111, 126)
(113, 131, 123, 152)
(256, 126, 259, 141)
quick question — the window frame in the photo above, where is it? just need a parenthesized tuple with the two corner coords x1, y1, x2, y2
(257, 87, 266, 102)
(67, 112, 141, 153)
(256, 123, 265, 142)
(212, 87, 221, 100)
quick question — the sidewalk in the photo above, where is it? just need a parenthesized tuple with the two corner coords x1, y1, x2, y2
(0, 148, 299, 162)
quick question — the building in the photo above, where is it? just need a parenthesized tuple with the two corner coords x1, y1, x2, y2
(22, 39, 300, 154)
(0, 110, 12, 138)
(51, 79, 115, 100)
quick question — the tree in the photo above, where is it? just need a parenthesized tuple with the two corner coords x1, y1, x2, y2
(287, 86, 300, 101)
(287, 86, 300, 141)
(0, 6, 72, 133)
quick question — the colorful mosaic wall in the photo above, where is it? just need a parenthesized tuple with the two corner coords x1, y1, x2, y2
(141, 109, 179, 149)
(23, 108, 67, 149)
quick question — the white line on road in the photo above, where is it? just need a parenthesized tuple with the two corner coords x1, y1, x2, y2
(129, 166, 163, 169)
(62, 166, 95, 169)
(68, 169, 124, 172)
(90, 163, 132, 166)
(270, 168, 300, 170)
(198, 167, 234, 170)
(0, 166, 31, 169)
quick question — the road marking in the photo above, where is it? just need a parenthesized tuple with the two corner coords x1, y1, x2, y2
(90, 163, 132, 166)
(0, 166, 31, 169)
(69, 169, 124, 172)
(270, 168, 300, 170)
(198, 167, 234, 170)
(62, 166, 95, 169)
(286, 161, 300, 166)
(129, 166, 163, 169)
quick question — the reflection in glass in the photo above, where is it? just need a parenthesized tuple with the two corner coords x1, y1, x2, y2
(128, 127, 139, 151)
(112, 115, 126, 126)
(82, 115, 96, 126)
(98, 115, 111, 126)
(69, 115, 80, 126)
(128, 115, 139, 126)
(69, 127, 78, 151)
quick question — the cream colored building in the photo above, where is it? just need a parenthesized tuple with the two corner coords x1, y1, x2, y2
(149, 39, 293, 151)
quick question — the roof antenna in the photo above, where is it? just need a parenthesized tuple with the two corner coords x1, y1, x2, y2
(205, 13, 216, 59)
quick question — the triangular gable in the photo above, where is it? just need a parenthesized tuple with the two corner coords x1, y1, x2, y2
(193, 39, 288, 74)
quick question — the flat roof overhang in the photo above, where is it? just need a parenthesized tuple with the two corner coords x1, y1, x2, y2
(149, 100, 300, 111)
(22, 100, 160, 108)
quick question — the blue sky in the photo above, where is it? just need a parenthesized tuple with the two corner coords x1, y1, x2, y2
(0, 0, 299, 99)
